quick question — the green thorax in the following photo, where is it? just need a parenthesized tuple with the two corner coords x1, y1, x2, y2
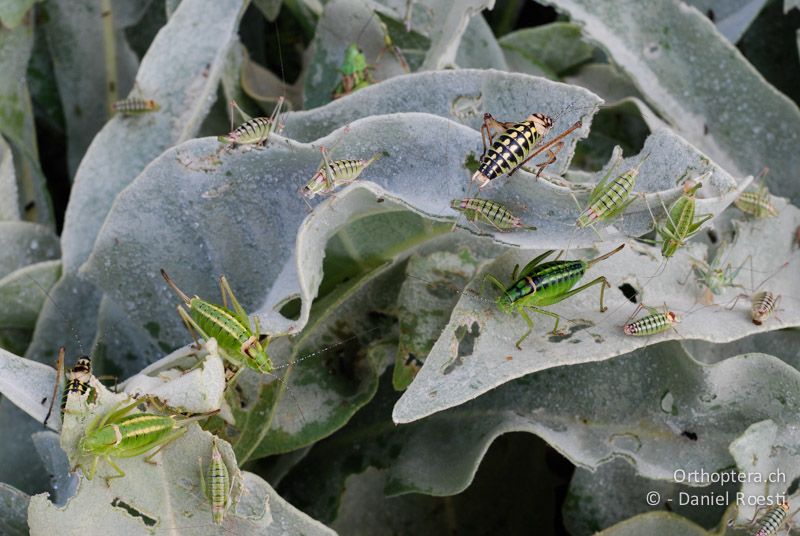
(190, 298, 272, 373)
(341, 44, 368, 76)
(662, 184, 699, 257)
(499, 260, 587, 310)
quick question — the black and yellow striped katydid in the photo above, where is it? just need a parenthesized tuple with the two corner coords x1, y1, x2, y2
(160, 269, 273, 381)
(43, 347, 96, 428)
(449, 197, 537, 233)
(726, 259, 790, 326)
(746, 500, 796, 536)
(299, 145, 383, 202)
(471, 111, 583, 190)
(77, 396, 218, 485)
(111, 97, 160, 115)
(218, 96, 284, 148)
(622, 303, 680, 336)
(482, 244, 624, 349)
(111, 81, 160, 116)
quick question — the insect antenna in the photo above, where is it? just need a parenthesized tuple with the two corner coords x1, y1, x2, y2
(25, 273, 90, 428)
(355, 10, 378, 48)
(271, 325, 385, 371)
(724, 257, 791, 311)
(25, 274, 86, 356)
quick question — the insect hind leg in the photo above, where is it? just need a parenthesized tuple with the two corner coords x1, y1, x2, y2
(533, 142, 564, 178)
(515, 306, 536, 349)
(526, 306, 563, 337)
(558, 276, 612, 313)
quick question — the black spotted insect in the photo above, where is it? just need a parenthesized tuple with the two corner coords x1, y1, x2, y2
(471, 111, 583, 190)
(218, 97, 284, 148)
(43, 347, 98, 428)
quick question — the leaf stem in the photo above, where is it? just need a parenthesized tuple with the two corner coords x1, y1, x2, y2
(101, 0, 117, 113)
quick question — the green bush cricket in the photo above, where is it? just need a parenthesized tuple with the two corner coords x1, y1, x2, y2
(199, 436, 235, 525)
(682, 243, 748, 305)
(483, 244, 624, 349)
(574, 154, 648, 233)
(160, 269, 273, 379)
(77, 396, 218, 485)
(332, 18, 409, 99)
(641, 178, 713, 267)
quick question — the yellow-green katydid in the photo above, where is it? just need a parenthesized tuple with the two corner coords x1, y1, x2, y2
(77, 396, 218, 485)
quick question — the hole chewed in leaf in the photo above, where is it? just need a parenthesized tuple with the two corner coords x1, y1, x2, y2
(277, 296, 302, 321)
(618, 283, 639, 303)
(110, 498, 157, 527)
(442, 321, 480, 375)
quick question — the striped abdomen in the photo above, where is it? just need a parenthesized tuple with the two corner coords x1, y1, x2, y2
(451, 198, 522, 229)
(578, 170, 637, 227)
(735, 192, 777, 218)
(504, 261, 586, 306)
(84, 413, 175, 454)
(190, 299, 271, 372)
(221, 116, 274, 145)
(61, 356, 94, 412)
(325, 159, 370, 184)
(623, 312, 676, 336)
(751, 291, 778, 325)
(112, 98, 159, 115)
(474, 121, 542, 186)
(302, 156, 378, 198)
(752, 503, 789, 536)
(208, 442, 231, 525)
(661, 191, 697, 258)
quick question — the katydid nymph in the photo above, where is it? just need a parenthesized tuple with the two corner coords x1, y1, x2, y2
(574, 153, 648, 235)
(483, 244, 624, 349)
(218, 96, 284, 148)
(734, 167, 778, 219)
(650, 179, 713, 260)
(332, 18, 410, 99)
(43, 347, 96, 428)
(160, 269, 272, 380)
(199, 436, 235, 525)
(77, 396, 218, 485)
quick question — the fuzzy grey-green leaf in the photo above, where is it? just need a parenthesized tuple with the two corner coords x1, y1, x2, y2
(394, 203, 800, 423)
(543, 0, 800, 206)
